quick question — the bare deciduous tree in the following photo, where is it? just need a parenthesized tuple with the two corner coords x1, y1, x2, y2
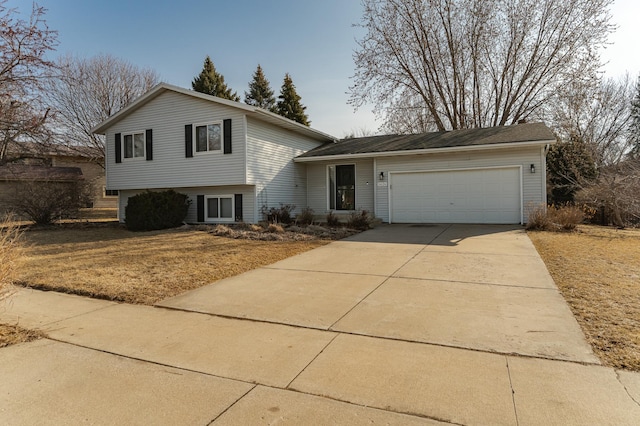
(46, 53, 160, 165)
(577, 159, 640, 227)
(0, 1, 57, 164)
(550, 75, 635, 167)
(351, 0, 614, 133)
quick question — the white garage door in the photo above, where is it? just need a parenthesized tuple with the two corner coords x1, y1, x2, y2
(390, 167, 521, 224)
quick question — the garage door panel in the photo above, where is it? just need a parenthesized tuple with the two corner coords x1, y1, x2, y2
(390, 168, 521, 224)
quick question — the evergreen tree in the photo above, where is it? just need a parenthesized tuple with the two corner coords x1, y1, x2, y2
(191, 56, 240, 101)
(276, 73, 310, 126)
(244, 64, 276, 111)
(630, 74, 640, 158)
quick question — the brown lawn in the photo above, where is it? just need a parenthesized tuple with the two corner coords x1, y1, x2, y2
(0, 324, 44, 348)
(528, 225, 640, 371)
(15, 224, 328, 305)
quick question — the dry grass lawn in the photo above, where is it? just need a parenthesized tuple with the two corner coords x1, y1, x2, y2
(528, 225, 640, 371)
(15, 224, 328, 305)
(0, 324, 44, 348)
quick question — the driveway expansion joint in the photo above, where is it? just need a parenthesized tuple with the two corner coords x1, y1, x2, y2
(207, 384, 257, 425)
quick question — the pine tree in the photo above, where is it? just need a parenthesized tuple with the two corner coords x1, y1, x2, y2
(630, 74, 640, 158)
(244, 64, 276, 111)
(276, 73, 310, 126)
(191, 56, 240, 101)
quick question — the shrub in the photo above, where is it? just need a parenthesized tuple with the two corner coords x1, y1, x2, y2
(347, 210, 372, 231)
(326, 211, 340, 227)
(10, 179, 93, 225)
(548, 204, 587, 231)
(261, 203, 296, 224)
(525, 204, 551, 231)
(125, 190, 191, 231)
(525, 203, 589, 232)
(266, 223, 285, 233)
(0, 216, 23, 301)
(296, 207, 314, 225)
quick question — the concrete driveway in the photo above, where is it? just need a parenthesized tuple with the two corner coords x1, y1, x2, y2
(159, 223, 597, 363)
(3, 224, 640, 425)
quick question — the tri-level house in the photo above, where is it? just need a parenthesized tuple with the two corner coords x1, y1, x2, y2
(93, 83, 555, 225)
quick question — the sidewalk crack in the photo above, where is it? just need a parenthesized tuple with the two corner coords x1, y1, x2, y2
(506, 356, 520, 426)
(615, 370, 640, 407)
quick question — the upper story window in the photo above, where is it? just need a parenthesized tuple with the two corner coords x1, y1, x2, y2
(123, 132, 145, 160)
(195, 122, 221, 153)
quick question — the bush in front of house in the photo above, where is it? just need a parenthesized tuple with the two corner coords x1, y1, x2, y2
(525, 203, 590, 232)
(347, 209, 372, 231)
(125, 190, 191, 231)
(326, 211, 340, 227)
(296, 207, 314, 225)
(261, 203, 296, 224)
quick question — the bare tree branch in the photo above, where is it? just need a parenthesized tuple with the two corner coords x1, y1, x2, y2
(351, 0, 614, 133)
(45, 53, 160, 166)
(0, 0, 57, 164)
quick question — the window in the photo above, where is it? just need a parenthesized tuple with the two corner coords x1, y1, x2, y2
(123, 132, 145, 159)
(104, 188, 119, 197)
(328, 164, 355, 210)
(206, 195, 233, 221)
(195, 123, 221, 153)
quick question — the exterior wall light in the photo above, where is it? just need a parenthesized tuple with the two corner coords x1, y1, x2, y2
(379, 171, 385, 180)
(530, 164, 535, 173)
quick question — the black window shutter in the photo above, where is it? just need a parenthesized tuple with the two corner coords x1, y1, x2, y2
(223, 119, 232, 154)
(115, 133, 122, 163)
(197, 195, 204, 222)
(185, 124, 193, 158)
(145, 129, 153, 161)
(234, 194, 242, 222)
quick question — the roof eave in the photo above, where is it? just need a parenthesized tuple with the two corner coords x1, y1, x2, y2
(294, 139, 556, 162)
(92, 83, 337, 142)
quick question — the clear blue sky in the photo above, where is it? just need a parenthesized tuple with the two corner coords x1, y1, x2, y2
(6, 0, 640, 137)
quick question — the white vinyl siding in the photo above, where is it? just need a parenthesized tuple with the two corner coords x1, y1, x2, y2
(105, 91, 246, 190)
(306, 158, 375, 214)
(118, 186, 256, 224)
(246, 117, 322, 219)
(375, 146, 544, 223)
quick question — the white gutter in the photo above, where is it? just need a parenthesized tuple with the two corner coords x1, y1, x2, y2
(294, 139, 557, 163)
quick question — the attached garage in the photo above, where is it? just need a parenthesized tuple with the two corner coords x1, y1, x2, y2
(389, 167, 521, 224)
(296, 123, 556, 225)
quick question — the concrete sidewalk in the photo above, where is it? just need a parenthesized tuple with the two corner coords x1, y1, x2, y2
(1, 224, 640, 425)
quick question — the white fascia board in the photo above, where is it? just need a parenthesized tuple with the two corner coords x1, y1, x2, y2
(294, 139, 557, 163)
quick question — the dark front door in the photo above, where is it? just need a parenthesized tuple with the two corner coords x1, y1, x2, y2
(335, 164, 355, 210)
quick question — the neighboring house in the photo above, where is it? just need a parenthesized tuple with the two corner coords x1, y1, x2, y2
(93, 83, 555, 225)
(0, 164, 85, 217)
(0, 142, 117, 212)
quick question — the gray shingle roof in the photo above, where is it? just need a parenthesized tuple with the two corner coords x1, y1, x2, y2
(297, 122, 555, 158)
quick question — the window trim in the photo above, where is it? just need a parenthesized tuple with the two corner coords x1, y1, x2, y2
(327, 163, 356, 211)
(193, 121, 223, 155)
(103, 187, 119, 197)
(204, 194, 234, 222)
(122, 130, 146, 161)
